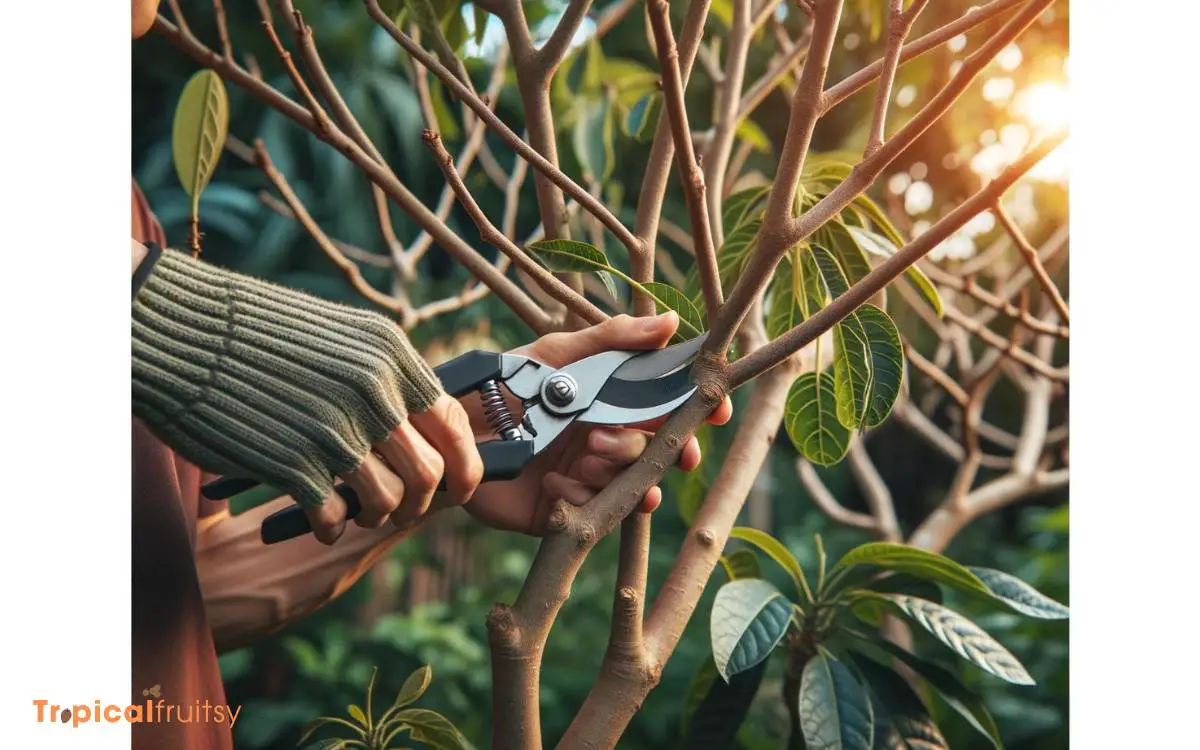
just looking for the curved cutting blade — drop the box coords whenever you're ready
[579,365,698,425]
[609,333,709,381]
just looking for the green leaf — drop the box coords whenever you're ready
[843,222,944,317]
[851,637,1004,749]
[786,371,852,467]
[394,665,433,709]
[573,96,615,183]
[581,38,604,94]
[710,579,792,681]
[720,549,762,581]
[811,243,851,298]
[624,93,662,142]
[681,656,769,749]
[850,656,947,750]
[766,248,826,340]
[640,281,707,340]
[722,185,770,235]
[717,216,762,294]
[966,567,1070,620]
[832,307,872,429]
[736,119,771,153]
[472,4,488,46]
[799,649,875,750]
[347,704,368,728]
[527,238,619,299]
[871,595,1035,686]
[729,526,812,601]
[394,708,471,750]
[831,543,991,600]
[172,69,229,216]
[855,305,904,427]
[603,58,661,108]
[821,222,873,285]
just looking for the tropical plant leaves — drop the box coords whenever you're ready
[394,665,433,709]
[641,281,706,340]
[854,305,904,426]
[966,567,1070,620]
[717,216,762,294]
[799,650,875,750]
[680,656,769,749]
[843,223,944,317]
[786,371,852,467]
[851,656,947,750]
[766,248,826,340]
[173,68,229,253]
[722,185,771,234]
[391,708,471,750]
[832,543,992,598]
[853,637,1005,749]
[710,579,792,681]
[870,595,1035,686]
[729,526,812,601]
[832,307,873,429]
[736,119,771,152]
[527,238,619,300]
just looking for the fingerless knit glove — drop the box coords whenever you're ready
[132,249,443,509]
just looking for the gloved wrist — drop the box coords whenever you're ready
[131,249,444,508]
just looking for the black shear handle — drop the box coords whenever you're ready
[259,439,533,544]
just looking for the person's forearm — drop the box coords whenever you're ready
[131,238,148,275]
[195,497,426,653]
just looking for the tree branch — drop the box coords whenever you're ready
[864,0,930,156]
[994,202,1071,323]
[797,458,877,532]
[727,131,1064,387]
[705,0,753,246]
[648,0,723,318]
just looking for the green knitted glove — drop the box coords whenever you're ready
[132,249,444,509]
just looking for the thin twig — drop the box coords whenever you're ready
[994,201,1071,323]
[797,458,877,532]
[212,0,233,60]
[648,0,723,318]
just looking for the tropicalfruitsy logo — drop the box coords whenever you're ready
[32,685,241,729]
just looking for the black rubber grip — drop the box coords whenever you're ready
[260,440,535,544]
[434,350,504,397]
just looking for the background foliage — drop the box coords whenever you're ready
[133,1,1068,747]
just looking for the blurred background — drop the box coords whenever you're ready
[133,1,1068,747]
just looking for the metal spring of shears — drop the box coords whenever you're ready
[479,379,522,440]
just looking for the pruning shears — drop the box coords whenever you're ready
[200,334,710,544]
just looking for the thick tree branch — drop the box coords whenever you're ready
[648,0,723,318]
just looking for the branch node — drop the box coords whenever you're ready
[695,528,716,547]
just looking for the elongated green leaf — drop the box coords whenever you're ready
[786,371,852,467]
[573,96,615,183]
[722,185,771,234]
[799,650,875,750]
[640,281,706,340]
[347,704,367,728]
[966,567,1070,620]
[844,222,944,317]
[173,69,229,215]
[429,80,462,140]
[297,715,367,746]
[855,305,904,426]
[831,543,991,599]
[603,57,661,108]
[811,244,851,297]
[721,548,762,582]
[680,656,769,749]
[394,665,432,709]
[877,595,1035,685]
[821,222,873,285]
[833,308,872,429]
[710,579,792,681]
[850,637,1004,749]
[766,249,826,340]
[850,656,948,750]
[527,238,619,299]
[736,119,771,152]
[624,93,662,142]
[472,4,488,45]
[729,526,812,601]
[395,708,471,750]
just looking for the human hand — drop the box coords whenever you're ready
[462,313,732,535]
